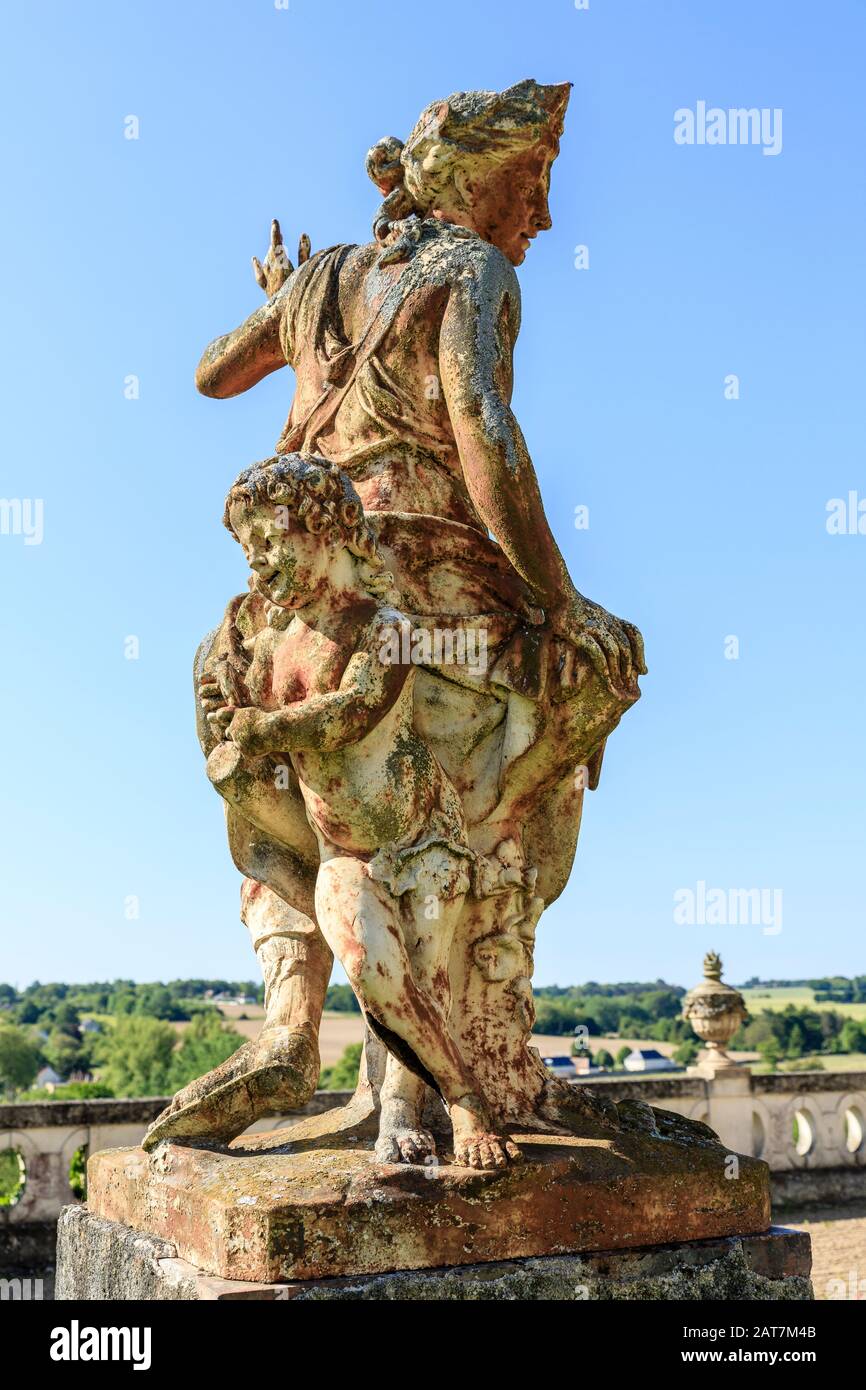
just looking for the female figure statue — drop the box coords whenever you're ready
[145,80,644,1164]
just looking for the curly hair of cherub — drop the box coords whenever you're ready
[223,454,393,596]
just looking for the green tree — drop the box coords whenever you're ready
[0,1149,25,1205]
[169,1012,243,1088]
[839,1018,866,1054]
[51,1002,82,1035]
[69,1145,88,1201]
[136,984,189,1022]
[319,1042,362,1091]
[0,1024,40,1097]
[615,1045,632,1068]
[758,1037,782,1071]
[94,1016,176,1097]
[673,1038,699,1066]
[324,984,361,1013]
[45,1028,86,1080]
[594,1048,614,1070]
[786,1023,805,1059]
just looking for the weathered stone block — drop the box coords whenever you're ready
[86,1118,772,1283]
[56,1206,812,1301]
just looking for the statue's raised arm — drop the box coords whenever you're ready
[195,219,307,399]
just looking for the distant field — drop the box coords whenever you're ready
[100,993,866,1074]
[212,1009,691,1067]
[214,1011,698,1068]
[783,1051,866,1073]
[740,987,866,1021]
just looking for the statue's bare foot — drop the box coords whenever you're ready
[142,1026,319,1151]
[450,1098,523,1170]
[375,1095,437,1164]
[375,1127,437,1165]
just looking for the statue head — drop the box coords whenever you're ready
[366,78,571,266]
[223,454,389,609]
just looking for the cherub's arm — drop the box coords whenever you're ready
[225,624,409,757]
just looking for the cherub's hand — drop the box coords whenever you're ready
[225,707,276,756]
[549,593,646,696]
[206,704,236,740]
[251,220,311,298]
[199,674,226,718]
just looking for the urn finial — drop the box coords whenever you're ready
[682,953,748,1072]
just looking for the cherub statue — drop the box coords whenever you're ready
[202,453,522,1169]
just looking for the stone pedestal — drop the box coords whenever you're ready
[74,1102,779,1285]
[56,1207,812,1301]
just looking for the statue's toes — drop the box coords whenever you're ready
[374,1134,402,1164]
[396,1129,436,1164]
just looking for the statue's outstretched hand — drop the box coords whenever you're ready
[550,593,646,696]
[251,219,311,298]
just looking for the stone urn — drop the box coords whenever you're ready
[682,952,748,1071]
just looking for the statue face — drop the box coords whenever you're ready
[438,147,555,265]
[229,501,333,610]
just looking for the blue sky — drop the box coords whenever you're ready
[1,0,863,990]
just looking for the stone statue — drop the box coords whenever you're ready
[144,79,648,1166]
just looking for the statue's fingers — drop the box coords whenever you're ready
[559,643,576,686]
[614,623,634,685]
[252,256,266,290]
[595,628,624,687]
[573,634,609,684]
[625,622,647,675]
[298,233,311,264]
[270,217,283,249]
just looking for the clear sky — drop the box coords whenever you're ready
[1,0,864,991]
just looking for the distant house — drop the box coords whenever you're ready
[571,1053,600,1075]
[80,1019,102,1034]
[35,1065,62,1089]
[623,1048,678,1074]
[542,1055,579,1081]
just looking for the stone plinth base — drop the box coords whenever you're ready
[56,1207,812,1301]
[85,1111,772,1282]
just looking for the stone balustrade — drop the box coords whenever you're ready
[2,1069,864,1271]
